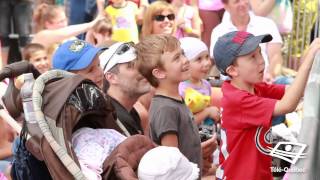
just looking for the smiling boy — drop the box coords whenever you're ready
[135,34,203,178]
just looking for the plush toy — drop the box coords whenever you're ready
[184,88,211,113]
[185,88,216,142]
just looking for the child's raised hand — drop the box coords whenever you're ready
[205,106,220,122]
[89,14,106,28]
[306,38,320,58]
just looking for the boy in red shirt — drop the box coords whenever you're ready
[213,31,320,179]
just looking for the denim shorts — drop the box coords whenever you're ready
[0,160,10,172]
[0,0,32,47]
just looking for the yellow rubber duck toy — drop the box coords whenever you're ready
[184,88,211,113]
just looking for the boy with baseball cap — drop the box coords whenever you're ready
[213,31,320,179]
[52,39,104,88]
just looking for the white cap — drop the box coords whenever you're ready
[138,146,200,180]
[99,42,137,74]
[179,37,208,61]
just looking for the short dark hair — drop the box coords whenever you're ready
[93,17,113,36]
[221,0,228,4]
[23,43,46,61]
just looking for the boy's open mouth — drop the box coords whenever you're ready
[181,66,190,72]
[201,68,210,73]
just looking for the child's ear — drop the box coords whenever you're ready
[226,65,238,77]
[152,68,166,79]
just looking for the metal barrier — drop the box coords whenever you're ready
[289,52,320,179]
[285,0,319,70]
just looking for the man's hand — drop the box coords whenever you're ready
[201,134,217,156]
[201,135,218,175]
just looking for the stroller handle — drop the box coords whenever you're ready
[32,70,87,180]
[0,61,40,81]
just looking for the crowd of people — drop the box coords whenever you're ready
[0,0,318,179]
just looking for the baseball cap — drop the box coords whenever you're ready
[179,37,208,60]
[213,31,272,75]
[52,39,101,71]
[99,42,136,74]
[138,146,200,180]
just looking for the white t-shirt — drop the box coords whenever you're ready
[210,11,282,70]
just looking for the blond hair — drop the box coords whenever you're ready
[141,1,176,38]
[33,4,65,32]
[92,17,113,35]
[135,34,180,87]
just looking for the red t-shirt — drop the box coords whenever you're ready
[216,81,285,180]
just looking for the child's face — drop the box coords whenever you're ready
[189,50,212,81]
[46,11,68,30]
[231,47,265,84]
[152,9,175,35]
[29,50,50,74]
[71,57,104,89]
[160,47,190,83]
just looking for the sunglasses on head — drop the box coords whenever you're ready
[103,42,134,72]
[153,14,175,21]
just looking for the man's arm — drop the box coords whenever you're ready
[273,38,320,116]
[201,135,217,175]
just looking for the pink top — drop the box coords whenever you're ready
[198,0,224,11]
[175,5,195,39]
[0,172,7,180]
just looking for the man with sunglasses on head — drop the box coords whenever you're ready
[100,42,151,136]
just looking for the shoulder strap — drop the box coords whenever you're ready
[116,118,131,137]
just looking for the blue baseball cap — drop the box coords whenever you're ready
[52,40,101,71]
[213,31,272,75]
